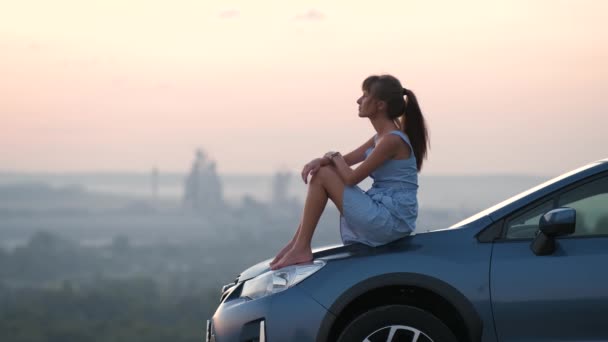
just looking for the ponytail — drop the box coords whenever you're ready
[401,89,429,171]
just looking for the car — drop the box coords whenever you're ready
[207,158,608,342]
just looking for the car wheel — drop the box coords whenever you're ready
[336,305,458,342]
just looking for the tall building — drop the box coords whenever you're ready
[183,149,224,213]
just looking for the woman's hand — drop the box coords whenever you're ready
[301,158,324,184]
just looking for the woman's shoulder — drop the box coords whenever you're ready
[388,130,412,144]
[376,132,405,148]
[377,131,413,158]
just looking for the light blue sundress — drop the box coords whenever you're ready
[340,130,418,246]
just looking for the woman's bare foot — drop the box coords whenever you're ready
[270,245,313,270]
[270,240,294,267]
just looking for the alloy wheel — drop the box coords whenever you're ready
[363,324,433,342]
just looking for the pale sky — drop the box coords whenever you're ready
[1,0,607,175]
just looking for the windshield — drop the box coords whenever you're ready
[448,162,601,228]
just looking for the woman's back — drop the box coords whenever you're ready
[366,130,418,191]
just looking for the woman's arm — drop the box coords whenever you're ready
[301,136,375,184]
[341,136,375,166]
[330,135,402,186]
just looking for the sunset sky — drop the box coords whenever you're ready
[1,0,606,175]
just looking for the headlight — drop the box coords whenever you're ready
[240,260,325,300]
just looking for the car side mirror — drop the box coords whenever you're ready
[531,208,576,256]
[539,208,576,236]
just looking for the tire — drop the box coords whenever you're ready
[336,305,458,342]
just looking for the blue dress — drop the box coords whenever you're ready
[340,130,418,246]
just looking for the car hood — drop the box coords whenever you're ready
[237,232,431,282]
[235,215,492,283]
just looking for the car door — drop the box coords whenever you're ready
[490,173,608,341]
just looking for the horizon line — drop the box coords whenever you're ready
[0,169,553,178]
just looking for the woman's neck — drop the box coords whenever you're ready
[370,116,400,136]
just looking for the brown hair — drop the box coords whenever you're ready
[362,74,430,171]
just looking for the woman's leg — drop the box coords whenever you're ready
[270,166,345,270]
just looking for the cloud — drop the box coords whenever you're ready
[218,9,239,19]
[294,9,325,21]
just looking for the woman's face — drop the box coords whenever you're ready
[357,90,378,118]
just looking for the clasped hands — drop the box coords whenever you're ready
[301,151,341,184]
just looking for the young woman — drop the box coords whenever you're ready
[270,74,429,270]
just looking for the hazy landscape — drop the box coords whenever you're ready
[0,160,548,341]
[0,170,547,249]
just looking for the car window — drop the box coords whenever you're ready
[505,201,554,239]
[558,176,608,236]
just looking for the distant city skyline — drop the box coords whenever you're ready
[1,0,607,175]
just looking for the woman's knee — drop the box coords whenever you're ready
[311,165,337,184]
